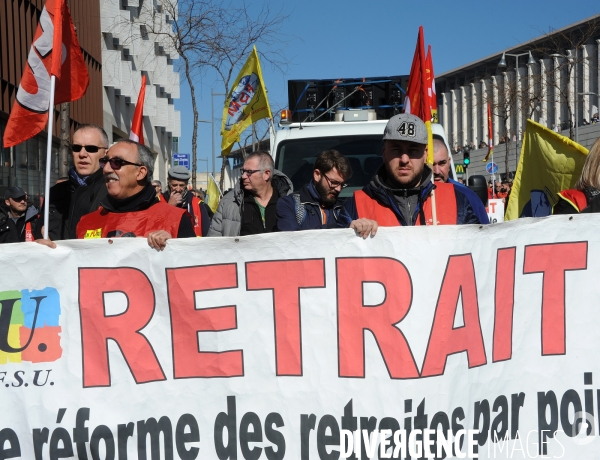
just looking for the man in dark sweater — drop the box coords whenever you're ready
[276,150,353,231]
[35,124,109,240]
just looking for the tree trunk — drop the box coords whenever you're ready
[183,55,199,189]
[59,103,70,178]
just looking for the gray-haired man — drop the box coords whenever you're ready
[75,140,195,250]
[208,151,293,236]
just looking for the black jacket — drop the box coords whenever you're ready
[0,204,39,244]
[34,168,107,240]
[276,181,346,231]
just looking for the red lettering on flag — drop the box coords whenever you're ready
[246,259,325,376]
[493,247,517,362]
[166,264,243,378]
[523,242,587,355]
[79,268,165,387]
[337,257,419,379]
[422,254,486,377]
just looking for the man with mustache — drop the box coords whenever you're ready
[75,140,195,250]
[276,150,353,231]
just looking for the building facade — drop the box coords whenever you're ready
[0,0,103,197]
[436,15,600,178]
[101,0,181,183]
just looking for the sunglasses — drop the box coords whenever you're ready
[11,196,28,202]
[72,144,107,153]
[99,156,143,170]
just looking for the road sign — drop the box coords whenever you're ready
[173,153,190,170]
[486,162,498,174]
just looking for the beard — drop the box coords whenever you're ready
[315,179,338,206]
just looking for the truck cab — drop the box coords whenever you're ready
[271,115,387,198]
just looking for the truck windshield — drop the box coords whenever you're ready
[274,135,384,197]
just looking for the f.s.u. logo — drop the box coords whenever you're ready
[16,7,67,113]
[0,288,62,364]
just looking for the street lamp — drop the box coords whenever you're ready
[211,90,227,178]
[498,51,535,176]
[197,157,209,188]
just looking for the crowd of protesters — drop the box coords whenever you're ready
[2,114,599,248]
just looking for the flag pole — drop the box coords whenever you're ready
[43,75,57,240]
[425,120,437,226]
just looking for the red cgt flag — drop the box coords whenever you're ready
[404,26,430,122]
[425,45,438,123]
[3,0,89,148]
[404,26,434,164]
[129,75,146,145]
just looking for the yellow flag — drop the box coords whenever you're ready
[220,46,272,156]
[207,174,221,213]
[505,119,588,220]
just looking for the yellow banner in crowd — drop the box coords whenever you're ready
[505,119,588,220]
[220,46,272,156]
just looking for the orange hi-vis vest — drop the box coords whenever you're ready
[556,189,587,213]
[354,182,458,226]
[190,197,203,237]
[76,200,187,239]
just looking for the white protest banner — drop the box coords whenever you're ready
[1,214,599,459]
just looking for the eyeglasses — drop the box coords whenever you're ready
[323,174,348,189]
[241,169,262,177]
[72,144,107,153]
[99,156,143,170]
[11,196,27,202]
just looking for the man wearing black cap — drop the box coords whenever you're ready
[0,186,39,243]
[340,113,483,237]
[164,165,211,236]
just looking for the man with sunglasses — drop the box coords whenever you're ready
[208,151,292,237]
[34,124,109,240]
[76,140,195,250]
[340,113,482,237]
[276,150,353,231]
[0,186,39,243]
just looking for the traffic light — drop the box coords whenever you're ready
[463,150,471,168]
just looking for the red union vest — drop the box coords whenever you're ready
[556,189,587,213]
[354,182,458,226]
[190,197,203,237]
[76,200,187,239]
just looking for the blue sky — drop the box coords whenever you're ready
[174,1,600,176]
